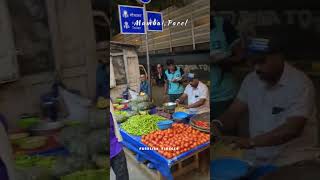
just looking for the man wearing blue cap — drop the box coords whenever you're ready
[175,73,210,113]
[213,32,316,165]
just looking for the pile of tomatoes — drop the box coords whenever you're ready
[141,123,210,159]
[194,120,209,129]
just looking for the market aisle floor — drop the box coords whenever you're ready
[110,154,151,180]
[110,152,209,180]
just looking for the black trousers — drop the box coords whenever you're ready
[111,150,129,180]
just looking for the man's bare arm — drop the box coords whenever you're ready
[188,99,206,108]
[176,93,188,103]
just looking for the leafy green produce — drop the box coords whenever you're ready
[131,102,152,112]
[121,115,165,136]
[60,169,109,180]
[18,117,40,129]
[114,111,128,116]
[15,155,57,169]
[131,95,149,103]
[137,102,152,110]
[114,110,138,123]
[114,111,128,123]
[18,136,48,150]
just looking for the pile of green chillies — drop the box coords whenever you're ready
[121,115,165,136]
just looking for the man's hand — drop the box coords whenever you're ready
[180,104,188,109]
[171,79,178,83]
[221,136,254,149]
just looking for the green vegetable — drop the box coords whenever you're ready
[115,98,123,103]
[15,155,57,169]
[60,169,109,180]
[18,117,40,129]
[121,115,165,136]
[114,111,128,116]
[114,110,138,123]
[18,136,48,150]
[114,111,128,123]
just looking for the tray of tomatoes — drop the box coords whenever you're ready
[189,113,210,133]
[141,123,209,159]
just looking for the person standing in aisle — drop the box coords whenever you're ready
[110,105,129,180]
[210,15,245,119]
[155,64,165,87]
[164,59,185,102]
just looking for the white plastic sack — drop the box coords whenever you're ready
[129,89,138,100]
[59,87,91,122]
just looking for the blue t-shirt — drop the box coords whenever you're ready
[140,80,150,96]
[164,67,184,95]
[210,17,239,102]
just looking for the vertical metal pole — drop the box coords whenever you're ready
[143,4,152,99]
[191,8,196,50]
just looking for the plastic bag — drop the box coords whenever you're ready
[129,89,138,100]
[59,87,91,122]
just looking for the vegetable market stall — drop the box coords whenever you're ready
[118,115,210,180]
[9,107,108,180]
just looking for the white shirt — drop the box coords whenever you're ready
[237,62,316,165]
[184,81,210,113]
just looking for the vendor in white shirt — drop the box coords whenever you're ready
[213,34,316,166]
[175,73,210,113]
